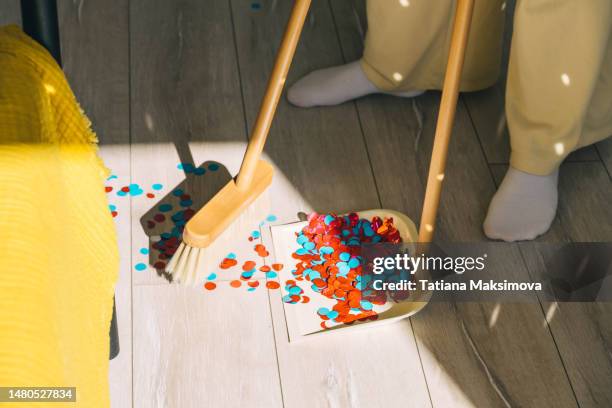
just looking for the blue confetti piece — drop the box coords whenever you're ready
[134,263,147,271]
[326,310,339,319]
[172,189,184,197]
[207,273,217,280]
[109,204,117,211]
[348,257,360,269]
[159,203,173,212]
[152,183,163,191]
[178,163,195,173]
[295,248,308,255]
[303,241,315,251]
[180,199,193,207]
[248,287,256,292]
[107,174,118,181]
[339,252,350,262]
[160,232,171,240]
[251,230,261,239]
[324,214,335,225]
[288,285,301,294]
[227,252,237,259]
[207,163,220,171]
[266,271,278,279]
[319,246,334,255]
[337,262,350,276]
[296,234,308,245]
[117,190,127,197]
[308,270,321,280]
[318,307,330,315]
[360,300,373,310]
[266,214,277,222]
[139,248,149,255]
[193,168,206,176]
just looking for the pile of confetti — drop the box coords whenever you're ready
[290,212,402,328]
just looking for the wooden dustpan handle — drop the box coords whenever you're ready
[417,0,474,243]
[236,0,312,190]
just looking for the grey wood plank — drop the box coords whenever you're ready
[56,1,132,407]
[0,0,20,25]
[129,0,248,288]
[331,1,580,406]
[129,1,284,406]
[231,1,432,407]
[133,284,283,408]
[596,137,612,178]
[491,161,612,406]
[232,0,380,214]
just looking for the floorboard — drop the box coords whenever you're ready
[133,284,282,408]
[231,1,432,406]
[331,1,580,406]
[129,1,283,407]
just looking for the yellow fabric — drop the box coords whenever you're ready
[0,25,118,408]
[361,0,612,175]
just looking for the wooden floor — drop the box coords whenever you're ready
[2,1,612,407]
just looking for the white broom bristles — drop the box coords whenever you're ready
[166,242,203,286]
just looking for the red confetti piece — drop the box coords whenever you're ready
[259,265,271,272]
[289,212,403,326]
[146,193,155,198]
[121,186,130,193]
[254,244,269,257]
[153,214,165,222]
[248,281,260,288]
[266,281,280,290]
[204,282,216,291]
[105,186,113,193]
[111,211,118,218]
[242,260,256,271]
[153,261,166,269]
[271,263,283,271]
[220,258,237,269]
[230,280,242,288]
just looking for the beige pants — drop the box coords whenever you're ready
[362,0,612,175]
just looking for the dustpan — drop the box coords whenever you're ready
[270,0,475,340]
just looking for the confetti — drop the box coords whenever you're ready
[230,280,242,288]
[254,244,269,257]
[287,212,402,326]
[134,263,147,271]
[204,282,216,291]
[266,281,280,290]
[139,248,149,255]
[152,183,163,191]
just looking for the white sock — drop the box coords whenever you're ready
[483,167,559,242]
[287,61,424,107]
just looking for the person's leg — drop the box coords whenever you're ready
[484,0,612,242]
[287,0,505,107]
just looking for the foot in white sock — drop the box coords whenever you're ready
[483,167,559,242]
[287,61,423,107]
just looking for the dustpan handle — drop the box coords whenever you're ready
[236,0,312,190]
[417,0,474,243]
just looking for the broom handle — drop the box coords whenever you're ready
[236,0,311,190]
[417,0,474,243]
